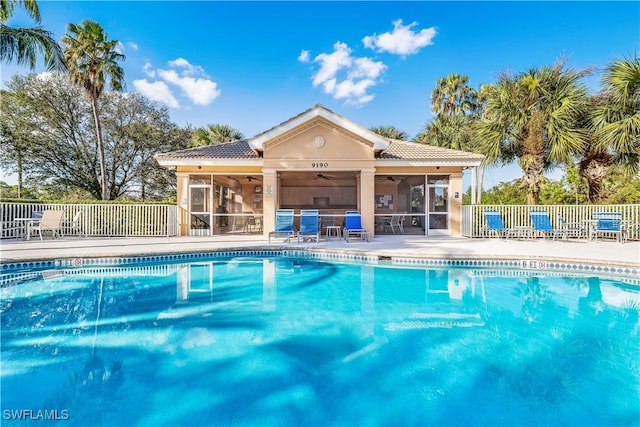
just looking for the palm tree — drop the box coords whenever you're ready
[592,56,640,175]
[430,72,479,117]
[479,60,589,204]
[415,115,482,151]
[369,125,408,140]
[189,124,244,147]
[1,0,65,70]
[62,20,125,200]
[576,94,613,203]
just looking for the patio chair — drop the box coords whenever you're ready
[529,209,563,240]
[483,209,518,239]
[63,211,85,237]
[246,215,262,233]
[297,209,320,243]
[382,213,406,234]
[343,210,370,242]
[556,213,585,240]
[268,209,295,243]
[36,210,65,240]
[590,212,627,242]
[230,212,249,233]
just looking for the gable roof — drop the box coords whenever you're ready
[155,105,485,167]
[249,104,390,151]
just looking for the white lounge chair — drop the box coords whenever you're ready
[36,210,65,240]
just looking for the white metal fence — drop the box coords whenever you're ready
[3,202,638,241]
[1,202,178,238]
[461,204,640,241]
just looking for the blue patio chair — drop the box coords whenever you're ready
[343,210,370,242]
[591,212,627,242]
[268,209,295,243]
[483,209,517,239]
[529,209,563,240]
[298,209,320,243]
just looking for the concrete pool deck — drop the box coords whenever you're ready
[1,234,638,270]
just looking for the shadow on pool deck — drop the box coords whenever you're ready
[1,234,638,269]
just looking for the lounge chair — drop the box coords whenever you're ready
[268,209,295,243]
[483,209,518,239]
[297,209,320,243]
[343,210,370,242]
[529,209,564,239]
[36,210,65,240]
[590,212,627,242]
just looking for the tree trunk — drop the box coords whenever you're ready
[579,152,611,203]
[16,153,23,199]
[521,112,545,205]
[90,96,108,200]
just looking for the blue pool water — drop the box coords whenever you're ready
[1,255,639,426]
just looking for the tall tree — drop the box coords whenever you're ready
[430,72,478,117]
[62,20,125,200]
[2,73,189,200]
[478,60,589,204]
[189,124,244,147]
[591,56,640,175]
[0,88,31,197]
[369,125,408,140]
[576,94,613,203]
[414,115,481,152]
[0,0,64,70]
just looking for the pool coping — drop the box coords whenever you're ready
[2,246,639,287]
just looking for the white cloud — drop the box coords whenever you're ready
[133,79,179,108]
[168,57,205,76]
[298,49,310,63]
[363,19,436,56]
[115,41,139,54]
[157,69,220,105]
[135,58,221,108]
[143,62,155,78]
[309,41,386,105]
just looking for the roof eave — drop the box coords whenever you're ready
[155,158,263,167]
[375,159,484,167]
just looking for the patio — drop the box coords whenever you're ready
[1,234,638,270]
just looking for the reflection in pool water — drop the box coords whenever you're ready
[1,256,639,426]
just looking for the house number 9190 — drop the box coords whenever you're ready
[312,163,329,168]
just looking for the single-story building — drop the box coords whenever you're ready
[155,104,484,238]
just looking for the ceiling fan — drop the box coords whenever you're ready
[247,176,261,182]
[314,173,331,180]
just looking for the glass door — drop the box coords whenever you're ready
[410,180,425,235]
[427,176,450,235]
[189,176,212,236]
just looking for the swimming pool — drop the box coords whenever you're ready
[2,254,639,426]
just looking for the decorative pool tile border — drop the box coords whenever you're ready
[1,248,638,287]
[391,257,639,281]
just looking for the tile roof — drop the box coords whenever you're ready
[155,139,259,161]
[379,139,485,162]
[155,137,484,164]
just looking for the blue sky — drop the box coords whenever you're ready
[2,1,639,189]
